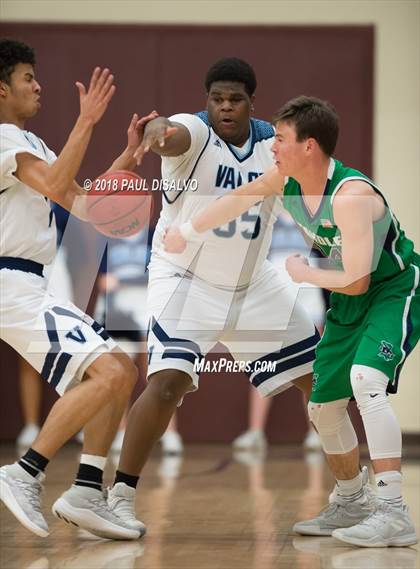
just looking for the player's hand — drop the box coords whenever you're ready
[285,254,309,283]
[134,118,178,165]
[163,225,187,253]
[76,67,116,125]
[126,110,159,153]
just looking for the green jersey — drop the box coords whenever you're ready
[282,158,415,289]
[282,158,419,402]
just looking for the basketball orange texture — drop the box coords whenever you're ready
[87,170,152,238]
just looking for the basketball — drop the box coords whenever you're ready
[87,170,152,238]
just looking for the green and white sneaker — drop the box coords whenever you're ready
[332,502,418,548]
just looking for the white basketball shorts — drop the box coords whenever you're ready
[0,262,116,396]
[146,258,320,398]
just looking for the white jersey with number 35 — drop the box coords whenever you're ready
[151,112,282,288]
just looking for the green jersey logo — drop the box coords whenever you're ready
[378,341,395,362]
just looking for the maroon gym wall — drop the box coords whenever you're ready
[0,23,373,442]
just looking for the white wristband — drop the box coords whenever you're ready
[179,220,203,242]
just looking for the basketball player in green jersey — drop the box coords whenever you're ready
[163,96,419,548]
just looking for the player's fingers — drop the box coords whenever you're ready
[134,145,149,165]
[88,67,101,91]
[98,73,114,99]
[164,126,178,139]
[136,111,159,129]
[75,81,86,98]
[102,84,116,105]
[129,113,139,129]
[92,68,110,95]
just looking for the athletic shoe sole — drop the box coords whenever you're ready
[52,496,140,540]
[332,528,418,547]
[293,522,333,536]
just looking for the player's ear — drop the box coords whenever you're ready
[305,137,317,153]
[250,94,256,112]
[0,80,10,98]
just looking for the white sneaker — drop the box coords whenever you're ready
[52,485,141,540]
[16,424,40,448]
[303,428,322,450]
[332,502,418,547]
[0,463,49,537]
[160,431,183,455]
[293,493,375,536]
[107,483,146,536]
[232,429,267,451]
[111,430,125,453]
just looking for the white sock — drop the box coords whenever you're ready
[375,470,403,508]
[80,454,107,471]
[336,471,365,502]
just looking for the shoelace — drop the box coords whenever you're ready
[15,478,43,512]
[112,496,136,519]
[359,502,395,529]
[319,502,342,518]
[88,495,132,526]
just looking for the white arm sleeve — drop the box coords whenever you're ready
[162,113,209,177]
[0,124,55,190]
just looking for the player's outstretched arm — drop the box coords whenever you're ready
[163,166,282,253]
[14,67,115,219]
[134,117,186,163]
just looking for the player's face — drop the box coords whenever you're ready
[206,81,254,146]
[271,121,307,177]
[1,63,41,120]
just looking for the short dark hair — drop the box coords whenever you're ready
[205,57,257,97]
[0,39,35,84]
[272,96,339,156]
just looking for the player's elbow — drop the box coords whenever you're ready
[344,275,371,295]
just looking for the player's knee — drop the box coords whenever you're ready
[149,370,192,404]
[350,364,388,416]
[308,398,357,454]
[88,352,137,397]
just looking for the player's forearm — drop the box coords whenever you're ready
[191,170,279,234]
[46,116,95,200]
[191,193,262,234]
[301,265,371,295]
[107,146,136,173]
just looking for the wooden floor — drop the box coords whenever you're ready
[0,443,419,569]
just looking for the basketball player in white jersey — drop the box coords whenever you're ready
[0,39,147,539]
[105,58,322,527]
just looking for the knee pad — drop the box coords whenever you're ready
[350,365,401,459]
[308,398,358,454]
[350,365,388,415]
